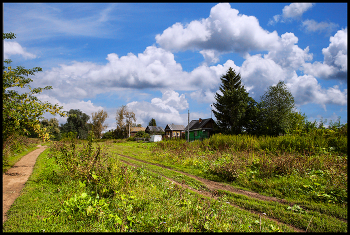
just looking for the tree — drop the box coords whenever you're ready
[60,109,90,139]
[148,118,157,126]
[40,118,61,140]
[258,81,296,136]
[212,67,256,134]
[2,33,66,142]
[115,105,136,138]
[91,109,108,139]
[135,131,150,139]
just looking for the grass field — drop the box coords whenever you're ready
[2,134,347,232]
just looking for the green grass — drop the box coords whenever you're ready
[3,135,347,232]
[3,141,297,232]
[106,140,347,232]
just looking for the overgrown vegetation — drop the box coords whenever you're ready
[151,129,347,205]
[2,134,40,172]
[4,137,301,232]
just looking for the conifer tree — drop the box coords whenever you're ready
[212,67,257,134]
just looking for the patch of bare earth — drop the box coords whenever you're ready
[2,145,47,223]
[116,154,305,232]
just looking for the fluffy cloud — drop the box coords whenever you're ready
[240,54,286,99]
[35,93,104,125]
[303,28,347,80]
[126,90,189,127]
[266,33,313,69]
[282,3,314,19]
[269,3,314,24]
[156,3,280,55]
[32,46,191,101]
[32,46,243,103]
[3,41,36,59]
[287,74,347,110]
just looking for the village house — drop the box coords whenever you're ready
[129,126,146,137]
[145,126,165,135]
[185,118,216,141]
[164,124,185,139]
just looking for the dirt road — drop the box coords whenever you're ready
[2,145,47,223]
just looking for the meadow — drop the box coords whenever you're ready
[2,129,347,232]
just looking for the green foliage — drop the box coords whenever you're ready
[40,118,61,140]
[213,67,257,134]
[60,109,90,139]
[148,118,157,126]
[135,131,150,139]
[152,131,347,205]
[102,131,115,139]
[258,81,296,136]
[3,138,347,232]
[3,33,66,142]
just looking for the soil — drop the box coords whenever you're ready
[2,145,47,223]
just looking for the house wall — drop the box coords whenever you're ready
[187,130,210,141]
[165,130,183,139]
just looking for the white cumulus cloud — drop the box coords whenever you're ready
[156,3,280,55]
[3,41,37,59]
[303,28,347,80]
[126,90,189,127]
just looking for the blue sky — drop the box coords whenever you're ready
[3,3,347,131]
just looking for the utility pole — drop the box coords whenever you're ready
[187,110,190,142]
[211,104,212,119]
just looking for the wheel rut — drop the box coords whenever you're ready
[115,153,305,233]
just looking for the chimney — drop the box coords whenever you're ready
[199,118,202,123]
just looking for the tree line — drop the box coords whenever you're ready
[212,67,347,136]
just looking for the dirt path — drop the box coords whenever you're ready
[116,154,305,233]
[2,145,47,223]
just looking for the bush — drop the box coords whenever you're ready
[135,131,150,139]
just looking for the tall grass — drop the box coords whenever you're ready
[151,132,347,205]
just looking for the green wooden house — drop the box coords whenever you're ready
[185,118,216,141]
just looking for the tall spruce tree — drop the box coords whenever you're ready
[212,67,256,134]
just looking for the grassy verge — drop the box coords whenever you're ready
[2,146,39,173]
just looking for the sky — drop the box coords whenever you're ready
[3,2,347,131]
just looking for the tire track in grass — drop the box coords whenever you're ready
[115,154,305,233]
[116,153,289,204]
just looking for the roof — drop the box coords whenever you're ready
[184,118,214,131]
[130,127,146,133]
[145,126,164,133]
[165,124,185,131]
